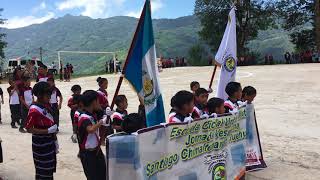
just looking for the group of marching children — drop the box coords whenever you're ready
[168,81,257,123]
[4,65,63,179]
[7,64,257,179]
[65,77,146,180]
[7,65,61,133]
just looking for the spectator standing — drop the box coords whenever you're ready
[284,52,291,64]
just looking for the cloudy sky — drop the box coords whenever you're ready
[0,0,196,29]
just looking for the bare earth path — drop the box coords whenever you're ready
[0,64,319,179]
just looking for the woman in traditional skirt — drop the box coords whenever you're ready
[25,82,58,180]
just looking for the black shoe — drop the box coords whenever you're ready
[19,128,26,133]
[71,134,77,143]
[11,125,18,129]
[0,121,2,124]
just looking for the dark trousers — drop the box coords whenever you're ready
[0,140,3,163]
[51,103,60,127]
[70,110,77,134]
[21,105,29,128]
[10,104,21,126]
[80,148,106,180]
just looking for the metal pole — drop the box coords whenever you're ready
[40,47,43,62]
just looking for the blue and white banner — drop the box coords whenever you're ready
[107,105,267,180]
[124,0,165,127]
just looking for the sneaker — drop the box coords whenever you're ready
[19,128,26,133]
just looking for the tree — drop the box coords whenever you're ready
[0,8,6,58]
[188,44,210,66]
[277,0,320,51]
[195,0,276,56]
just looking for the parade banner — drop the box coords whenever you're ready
[107,105,266,180]
[245,104,267,171]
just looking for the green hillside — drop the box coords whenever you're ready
[2,15,294,74]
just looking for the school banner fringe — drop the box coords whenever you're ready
[106,105,266,180]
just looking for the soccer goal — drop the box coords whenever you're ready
[57,50,117,75]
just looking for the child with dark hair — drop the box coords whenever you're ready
[111,95,128,132]
[96,77,109,108]
[48,78,63,128]
[121,113,145,134]
[8,79,21,128]
[190,81,200,94]
[224,82,242,113]
[96,77,112,144]
[25,82,58,180]
[77,90,106,180]
[68,85,82,143]
[242,86,257,104]
[19,76,34,133]
[168,91,194,123]
[37,64,52,82]
[192,88,209,119]
[207,98,225,116]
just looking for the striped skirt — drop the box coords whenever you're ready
[32,134,57,180]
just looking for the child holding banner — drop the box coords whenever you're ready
[168,91,194,123]
[192,88,209,119]
[121,113,145,134]
[224,82,242,113]
[111,95,128,132]
[190,81,200,94]
[207,97,225,116]
[77,90,106,180]
[242,86,257,104]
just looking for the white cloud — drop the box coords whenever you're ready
[1,12,55,29]
[126,0,164,18]
[32,2,47,14]
[126,11,141,18]
[151,0,164,12]
[56,0,164,18]
[56,0,126,18]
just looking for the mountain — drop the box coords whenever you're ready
[2,15,294,74]
[2,15,201,74]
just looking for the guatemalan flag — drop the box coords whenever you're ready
[215,7,238,100]
[124,0,166,127]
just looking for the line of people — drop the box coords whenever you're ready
[168,81,257,123]
[5,64,257,179]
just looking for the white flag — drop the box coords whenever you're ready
[215,7,237,100]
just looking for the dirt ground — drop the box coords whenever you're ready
[0,64,319,180]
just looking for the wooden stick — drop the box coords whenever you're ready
[110,2,147,110]
[209,65,218,89]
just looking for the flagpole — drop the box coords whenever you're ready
[209,65,217,89]
[110,2,148,110]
